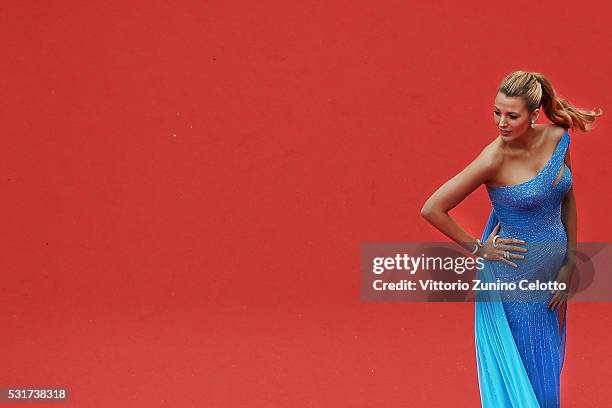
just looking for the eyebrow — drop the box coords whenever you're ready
[493,106,520,114]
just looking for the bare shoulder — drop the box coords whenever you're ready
[545,124,566,143]
[473,137,504,175]
[544,124,573,167]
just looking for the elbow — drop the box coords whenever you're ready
[420,202,437,221]
[421,200,447,222]
[420,205,431,219]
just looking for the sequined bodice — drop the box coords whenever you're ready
[486,130,572,243]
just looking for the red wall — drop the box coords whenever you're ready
[1,1,610,406]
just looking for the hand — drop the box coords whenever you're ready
[548,264,573,311]
[477,221,527,268]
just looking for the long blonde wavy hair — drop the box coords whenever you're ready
[498,71,603,132]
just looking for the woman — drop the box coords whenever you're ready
[420,71,602,407]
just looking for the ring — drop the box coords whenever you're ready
[493,235,500,248]
[504,250,510,259]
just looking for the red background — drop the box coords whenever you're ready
[1,1,610,406]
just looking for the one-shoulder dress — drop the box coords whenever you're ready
[475,129,572,408]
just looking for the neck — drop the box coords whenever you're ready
[504,127,540,151]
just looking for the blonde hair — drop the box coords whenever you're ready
[498,70,603,132]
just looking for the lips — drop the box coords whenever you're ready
[500,129,511,135]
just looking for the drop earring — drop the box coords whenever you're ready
[530,120,535,128]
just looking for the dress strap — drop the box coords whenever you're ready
[552,129,570,164]
[544,130,570,185]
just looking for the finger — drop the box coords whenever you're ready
[552,293,563,311]
[549,293,564,310]
[497,256,518,268]
[497,237,526,246]
[497,244,528,253]
[548,295,558,310]
[555,298,566,311]
[504,238,526,245]
[547,295,554,309]
[557,293,569,309]
[508,253,525,260]
[551,296,560,310]
[495,250,524,260]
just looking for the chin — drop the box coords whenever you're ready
[500,129,523,138]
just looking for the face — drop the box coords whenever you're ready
[493,92,539,140]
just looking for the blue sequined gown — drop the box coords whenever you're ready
[475,129,572,407]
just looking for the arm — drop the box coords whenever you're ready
[548,148,577,310]
[420,145,500,254]
[560,149,577,269]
